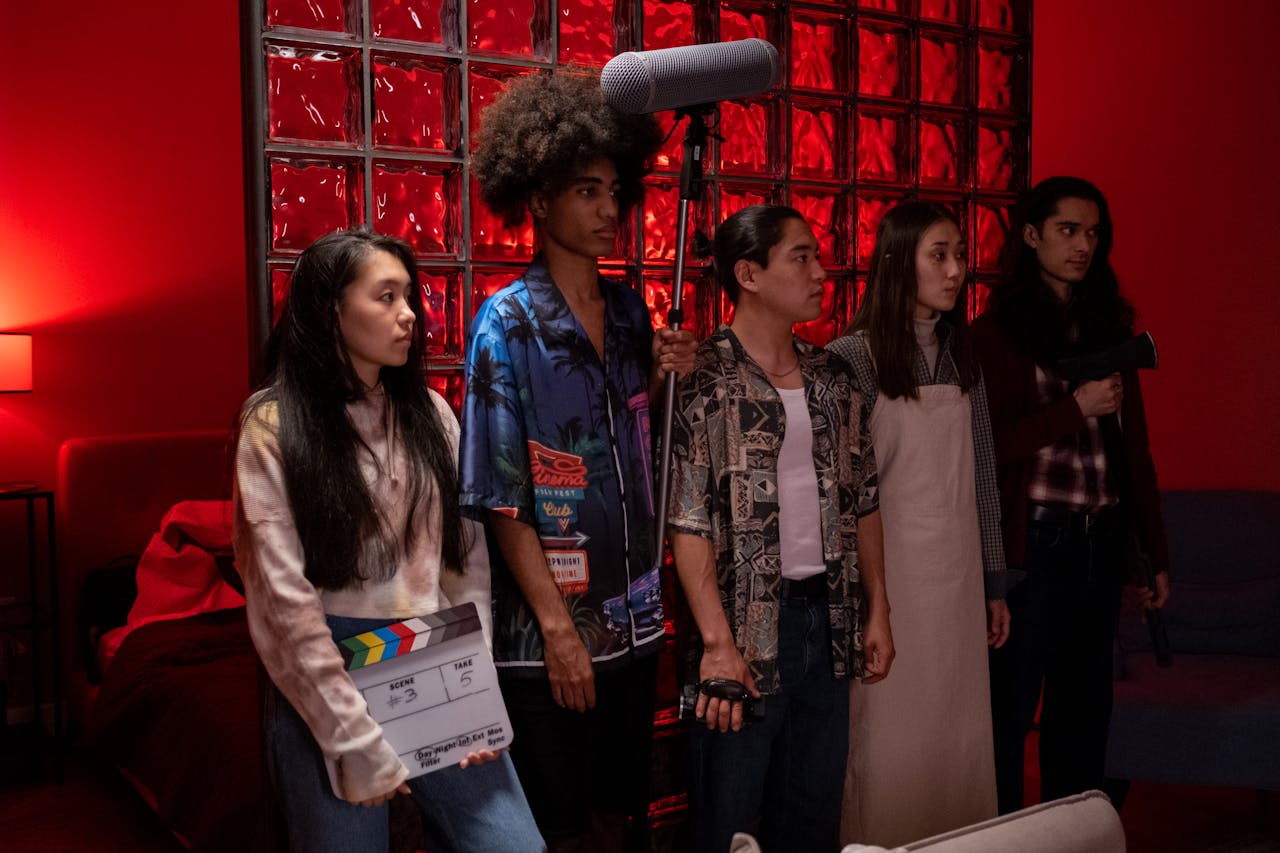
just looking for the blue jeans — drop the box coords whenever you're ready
[688,598,850,853]
[263,615,545,853]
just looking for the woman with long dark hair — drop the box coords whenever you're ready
[233,228,543,851]
[828,201,1017,845]
[974,177,1168,814]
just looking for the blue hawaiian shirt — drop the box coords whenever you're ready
[460,259,664,674]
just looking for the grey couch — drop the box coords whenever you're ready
[1106,490,1280,790]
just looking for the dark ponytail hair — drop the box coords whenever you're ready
[845,201,977,399]
[245,227,466,590]
[710,204,806,304]
[989,176,1134,364]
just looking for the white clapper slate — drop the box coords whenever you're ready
[325,601,512,796]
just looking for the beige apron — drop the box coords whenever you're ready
[841,384,998,846]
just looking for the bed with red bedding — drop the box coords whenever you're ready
[86,499,262,851]
[57,433,268,851]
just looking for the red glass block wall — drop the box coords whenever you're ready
[245,0,1030,390]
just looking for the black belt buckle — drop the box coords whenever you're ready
[779,574,827,601]
[1029,502,1114,537]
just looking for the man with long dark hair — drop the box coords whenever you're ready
[460,73,695,853]
[972,176,1170,813]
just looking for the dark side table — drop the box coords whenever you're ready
[0,487,62,782]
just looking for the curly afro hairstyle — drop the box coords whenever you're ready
[472,72,664,227]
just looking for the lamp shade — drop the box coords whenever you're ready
[0,332,33,392]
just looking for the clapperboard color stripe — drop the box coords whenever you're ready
[339,605,482,671]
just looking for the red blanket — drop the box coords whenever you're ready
[100,500,244,668]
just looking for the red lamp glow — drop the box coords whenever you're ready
[0,332,33,392]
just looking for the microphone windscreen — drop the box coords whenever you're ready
[601,38,779,114]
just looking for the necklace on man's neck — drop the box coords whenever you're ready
[758,358,800,378]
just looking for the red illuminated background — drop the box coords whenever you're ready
[2,0,1279,526]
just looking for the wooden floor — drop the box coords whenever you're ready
[0,733,1277,852]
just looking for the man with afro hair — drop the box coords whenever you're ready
[460,72,696,853]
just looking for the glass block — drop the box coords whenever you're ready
[855,109,910,183]
[418,268,464,361]
[858,23,909,100]
[853,278,868,313]
[719,182,776,222]
[857,0,903,11]
[789,186,846,266]
[919,30,965,106]
[720,1,772,42]
[469,0,548,59]
[971,278,994,319]
[791,98,846,182]
[372,54,461,153]
[974,202,1009,272]
[642,178,699,263]
[469,64,532,149]
[266,44,362,147]
[977,123,1024,191]
[559,0,616,67]
[919,114,968,187]
[979,41,1024,113]
[719,288,735,326]
[793,276,850,348]
[470,266,523,319]
[267,0,355,34]
[642,275,698,332]
[269,263,293,325]
[372,0,457,45]
[977,0,1028,33]
[426,370,465,414]
[791,11,847,94]
[471,179,536,261]
[652,111,683,174]
[373,161,460,256]
[719,98,776,177]
[269,158,364,253]
[855,193,906,267]
[644,0,695,50]
[919,195,967,231]
[920,0,963,24]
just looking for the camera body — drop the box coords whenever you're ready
[678,681,767,726]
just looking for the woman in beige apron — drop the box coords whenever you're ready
[827,202,1020,847]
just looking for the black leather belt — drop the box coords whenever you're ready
[1028,502,1116,535]
[779,573,828,601]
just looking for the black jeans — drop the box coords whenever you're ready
[989,508,1124,814]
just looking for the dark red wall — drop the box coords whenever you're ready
[0,1,248,489]
[1032,0,1280,490]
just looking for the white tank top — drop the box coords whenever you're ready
[776,386,826,580]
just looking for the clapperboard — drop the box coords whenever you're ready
[325,602,511,796]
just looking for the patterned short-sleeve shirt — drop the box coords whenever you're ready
[666,326,879,693]
[459,259,663,674]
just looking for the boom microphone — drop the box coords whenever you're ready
[601,38,779,114]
